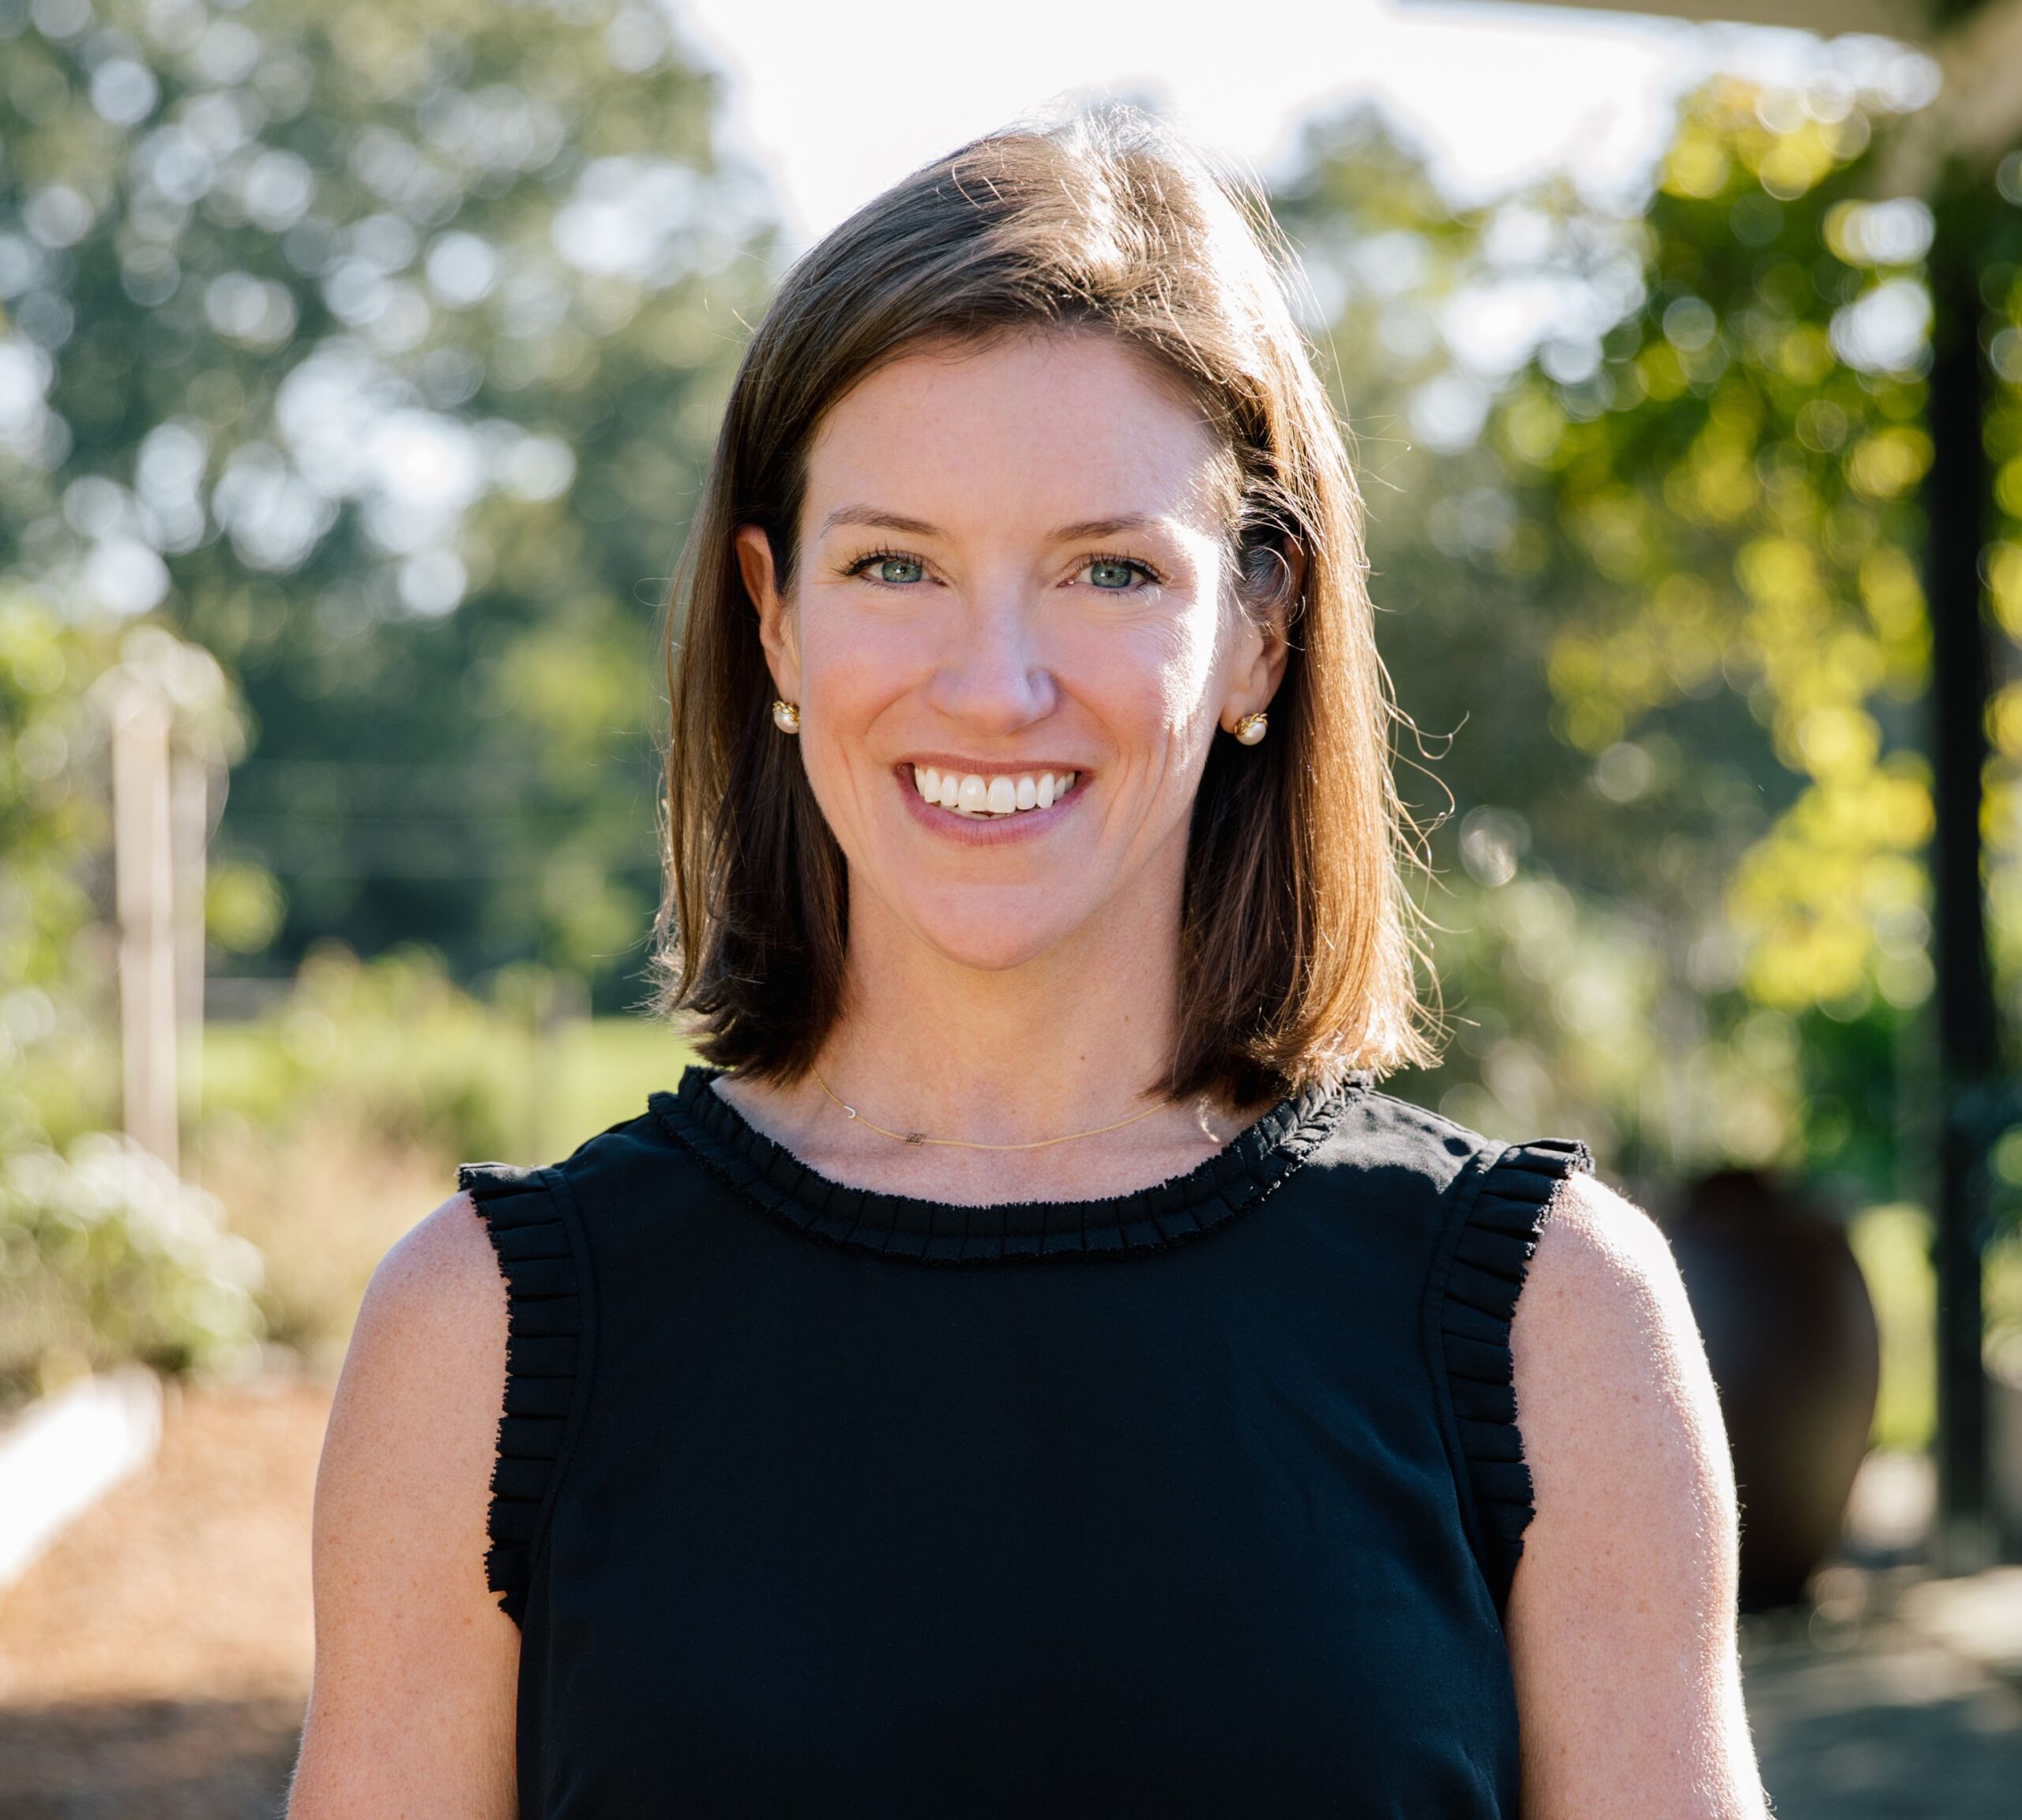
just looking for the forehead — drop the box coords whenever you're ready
[802,333,1231,535]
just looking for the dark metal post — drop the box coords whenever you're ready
[1923,196,1998,1571]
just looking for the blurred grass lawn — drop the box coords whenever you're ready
[532,1016,701,1158]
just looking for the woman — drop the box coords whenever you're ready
[289,110,1767,1817]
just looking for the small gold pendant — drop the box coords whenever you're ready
[904,1131,926,1146]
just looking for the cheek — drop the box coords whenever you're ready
[1137,543,1235,731]
[1135,599,1227,744]
[797,596,921,710]
[1171,609,1223,709]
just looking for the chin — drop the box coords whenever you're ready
[915,923,1070,974]
[888,892,1087,975]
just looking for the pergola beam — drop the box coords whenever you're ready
[1469,0,1932,39]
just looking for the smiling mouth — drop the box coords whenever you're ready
[908,764,1081,818]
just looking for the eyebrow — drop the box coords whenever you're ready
[817,506,1169,543]
[818,506,942,539]
[1049,513,1164,543]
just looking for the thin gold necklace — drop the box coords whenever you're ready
[812,1070,1167,1152]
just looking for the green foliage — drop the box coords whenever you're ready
[1539,81,1934,1026]
[0,0,775,999]
[204,851,283,950]
[0,585,115,1154]
[1273,75,1945,1196]
[0,1129,264,1401]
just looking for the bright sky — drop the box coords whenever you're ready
[671,0,1926,245]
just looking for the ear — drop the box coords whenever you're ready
[1220,537,1301,733]
[735,524,802,705]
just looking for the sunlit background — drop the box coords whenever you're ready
[5,0,2022,1811]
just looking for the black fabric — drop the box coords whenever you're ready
[460,1066,1591,1818]
[454,1160,587,1626]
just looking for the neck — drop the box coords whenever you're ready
[817,871,1185,1149]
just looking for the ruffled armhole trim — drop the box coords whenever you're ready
[1436,1137,1593,1620]
[458,1160,584,1628]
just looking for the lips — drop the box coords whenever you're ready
[910,765,1079,818]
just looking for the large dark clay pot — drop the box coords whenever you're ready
[1663,1169,1880,1610]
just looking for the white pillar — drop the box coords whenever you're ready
[171,753,209,1124]
[111,681,178,1173]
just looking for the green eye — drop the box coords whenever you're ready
[1088,558,1140,590]
[866,555,924,585]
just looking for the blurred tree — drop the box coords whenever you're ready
[0,585,119,1150]
[1973,151,2022,1265]
[0,0,775,1001]
[1274,66,1945,1201]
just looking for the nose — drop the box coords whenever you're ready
[926,579,1057,735]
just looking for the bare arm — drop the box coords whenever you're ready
[287,1192,520,1818]
[1505,1170,1768,1819]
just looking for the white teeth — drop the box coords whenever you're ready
[910,767,1082,817]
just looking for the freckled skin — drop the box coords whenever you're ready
[1508,1171,1771,1818]
[288,333,1768,1818]
[287,1198,518,1819]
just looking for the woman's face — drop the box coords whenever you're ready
[738,332,1283,978]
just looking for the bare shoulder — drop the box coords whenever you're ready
[314,1191,514,1517]
[1509,1168,1735,1600]
[361,1185,511,1347]
[1504,1169,1768,1818]
[286,1192,517,1818]
[1514,1169,1714,1424]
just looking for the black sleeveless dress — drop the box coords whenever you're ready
[460,1065,1591,1817]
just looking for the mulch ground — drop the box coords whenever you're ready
[0,1377,330,1820]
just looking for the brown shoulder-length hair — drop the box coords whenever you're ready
[652,106,1438,1107]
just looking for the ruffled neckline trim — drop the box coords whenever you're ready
[649,1064,1362,1265]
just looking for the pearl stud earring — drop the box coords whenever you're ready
[772,699,801,735]
[1232,711,1268,746]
